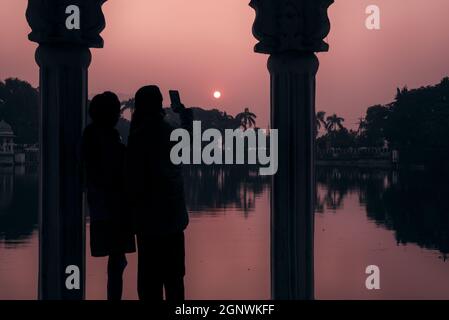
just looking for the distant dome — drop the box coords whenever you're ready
[0,120,14,136]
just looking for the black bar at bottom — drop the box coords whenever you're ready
[0,300,447,319]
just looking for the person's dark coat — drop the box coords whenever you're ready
[82,123,136,257]
[126,109,192,235]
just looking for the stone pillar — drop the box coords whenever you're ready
[26,0,106,300]
[250,0,333,299]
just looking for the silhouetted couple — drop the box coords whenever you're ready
[82,86,193,301]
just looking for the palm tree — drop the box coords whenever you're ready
[356,117,366,133]
[325,114,345,132]
[236,108,257,131]
[315,111,327,137]
[316,111,326,131]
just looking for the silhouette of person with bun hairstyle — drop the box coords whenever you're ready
[126,85,192,301]
[81,91,136,300]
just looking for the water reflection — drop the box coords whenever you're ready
[0,166,271,300]
[184,166,271,215]
[2,166,449,299]
[0,166,38,244]
[316,167,449,257]
[87,166,271,300]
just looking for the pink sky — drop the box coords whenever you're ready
[1,0,449,129]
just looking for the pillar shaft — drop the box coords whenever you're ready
[36,46,91,300]
[269,52,318,299]
[250,0,333,300]
[26,0,106,300]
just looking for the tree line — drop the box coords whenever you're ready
[316,77,449,169]
[2,76,449,169]
[0,78,258,145]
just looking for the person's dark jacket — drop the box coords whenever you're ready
[126,109,193,235]
[82,123,136,256]
[82,124,125,221]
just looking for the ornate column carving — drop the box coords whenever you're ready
[250,0,333,300]
[26,0,106,300]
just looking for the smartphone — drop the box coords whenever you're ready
[169,90,182,106]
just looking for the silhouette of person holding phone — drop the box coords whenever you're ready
[81,92,136,300]
[126,85,192,301]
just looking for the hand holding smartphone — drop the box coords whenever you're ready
[169,90,184,113]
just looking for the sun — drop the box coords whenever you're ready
[213,91,221,99]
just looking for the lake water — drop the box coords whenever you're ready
[1,166,449,300]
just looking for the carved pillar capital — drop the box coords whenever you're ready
[268,51,319,75]
[26,0,107,48]
[249,0,333,54]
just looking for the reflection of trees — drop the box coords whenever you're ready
[9,164,448,257]
[2,165,270,242]
[380,172,449,257]
[183,166,270,217]
[0,167,38,243]
[316,167,449,256]
[316,168,368,210]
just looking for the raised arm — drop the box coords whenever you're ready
[172,103,193,134]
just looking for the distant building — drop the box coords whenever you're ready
[0,120,15,166]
